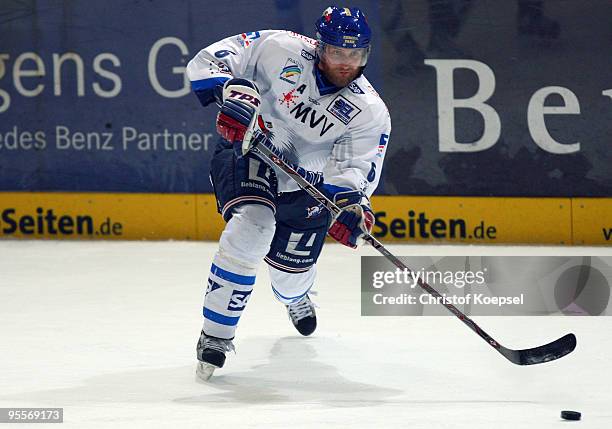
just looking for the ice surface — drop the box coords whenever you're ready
[1,240,611,428]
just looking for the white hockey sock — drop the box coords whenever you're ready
[269,264,316,305]
[202,205,275,339]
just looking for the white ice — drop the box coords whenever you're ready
[1,240,611,428]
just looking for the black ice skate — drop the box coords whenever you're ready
[196,330,235,381]
[286,294,317,336]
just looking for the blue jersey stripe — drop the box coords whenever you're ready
[191,76,229,91]
[320,183,351,199]
[191,76,229,106]
[211,263,256,285]
[203,307,240,326]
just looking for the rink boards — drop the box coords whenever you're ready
[0,192,610,245]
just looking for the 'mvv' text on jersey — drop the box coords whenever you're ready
[290,102,335,137]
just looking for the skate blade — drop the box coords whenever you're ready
[196,362,218,382]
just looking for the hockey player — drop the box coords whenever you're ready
[187,6,391,380]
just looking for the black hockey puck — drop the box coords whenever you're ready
[561,410,581,421]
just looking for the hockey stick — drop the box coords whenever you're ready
[250,133,576,365]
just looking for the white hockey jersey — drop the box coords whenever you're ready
[186,30,391,197]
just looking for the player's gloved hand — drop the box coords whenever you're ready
[215,78,261,156]
[325,187,374,249]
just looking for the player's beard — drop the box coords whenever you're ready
[318,61,360,88]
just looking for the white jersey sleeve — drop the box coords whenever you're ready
[186,31,277,106]
[323,95,391,198]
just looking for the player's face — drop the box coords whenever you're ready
[318,45,365,87]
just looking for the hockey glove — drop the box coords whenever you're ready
[326,188,374,249]
[215,78,261,156]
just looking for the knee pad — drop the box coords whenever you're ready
[218,204,276,269]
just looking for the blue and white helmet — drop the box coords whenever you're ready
[315,6,371,67]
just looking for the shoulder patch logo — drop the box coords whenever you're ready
[301,49,315,61]
[238,31,261,47]
[279,58,302,84]
[348,82,365,94]
[377,134,389,157]
[326,95,362,125]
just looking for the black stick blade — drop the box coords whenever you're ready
[499,333,577,365]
